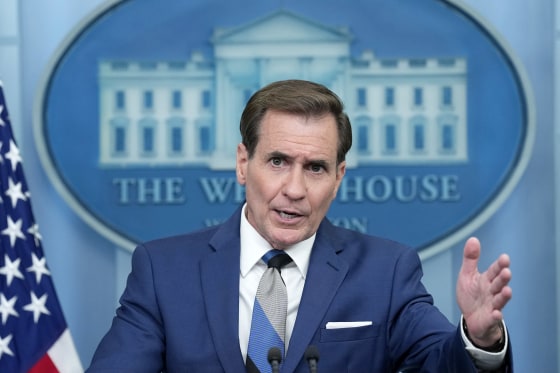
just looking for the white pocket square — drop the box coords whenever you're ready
[325,321,373,329]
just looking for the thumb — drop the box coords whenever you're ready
[461,237,481,277]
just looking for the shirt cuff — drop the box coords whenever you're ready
[460,316,508,371]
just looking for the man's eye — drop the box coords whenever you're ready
[271,158,282,166]
[310,164,324,173]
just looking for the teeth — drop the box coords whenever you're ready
[280,211,297,219]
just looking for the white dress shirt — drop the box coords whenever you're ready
[238,204,314,362]
[236,205,506,368]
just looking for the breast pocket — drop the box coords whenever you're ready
[319,324,379,343]
[315,325,385,372]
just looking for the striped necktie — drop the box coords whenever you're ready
[246,249,293,373]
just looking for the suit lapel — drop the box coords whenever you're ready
[282,222,349,373]
[200,209,246,373]
[199,212,348,373]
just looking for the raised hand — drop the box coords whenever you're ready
[456,237,512,347]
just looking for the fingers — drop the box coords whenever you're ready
[489,264,511,292]
[487,253,511,281]
[486,251,511,305]
[490,265,513,310]
[487,255,512,309]
[490,283,511,306]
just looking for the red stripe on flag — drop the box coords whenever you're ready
[29,354,59,373]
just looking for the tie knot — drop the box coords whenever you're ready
[263,250,293,270]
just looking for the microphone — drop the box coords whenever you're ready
[305,345,319,373]
[268,347,282,373]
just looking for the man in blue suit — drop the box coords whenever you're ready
[87,80,512,372]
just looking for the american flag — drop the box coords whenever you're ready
[0,82,83,372]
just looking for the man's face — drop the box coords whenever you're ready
[236,110,346,249]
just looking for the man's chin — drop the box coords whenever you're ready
[269,230,310,249]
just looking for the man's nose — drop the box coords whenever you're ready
[283,168,306,199]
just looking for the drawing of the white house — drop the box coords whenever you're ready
[98,10,467,169]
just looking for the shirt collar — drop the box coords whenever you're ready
[239,203,314,279]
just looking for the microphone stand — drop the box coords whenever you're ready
[268,347,282,373]
[305,345,319,373]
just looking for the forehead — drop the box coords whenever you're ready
[257,110,339,157]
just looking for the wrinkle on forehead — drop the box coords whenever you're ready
[258,111,338,163]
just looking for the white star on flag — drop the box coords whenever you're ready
[0,294,18,324]
[4,140,21,172]
[27,223,42,247]
[1,216,25,248]
[22,292,50,323]
[27,253,51,283]
[0,255,24,286]
[0,335,14,360]
[0,106,5,126]
[5,178,26,208]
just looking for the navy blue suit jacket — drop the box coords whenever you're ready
[87,206,512,372]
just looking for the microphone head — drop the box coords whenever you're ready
[268,347,282,363]
[304,345,320,361]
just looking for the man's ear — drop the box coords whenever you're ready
[333,160,346,198]
[236,143,248,185]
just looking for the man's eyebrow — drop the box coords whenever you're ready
[307,158,329,166]
[267,150,290,159]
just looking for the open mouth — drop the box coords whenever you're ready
[277,210,302,220]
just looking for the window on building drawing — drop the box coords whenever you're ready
[143,90,154,110]
[115,127,126,153]
[410,117,427,153]
[110,117,129,156]
[143,127,154,153]
[441,124,455,151]
[167,117,185,156]
[197,119,213,154]
[357,87,367,108]
[442,86,453,107]
[384,87,395,107]
[115,90,126,111]
[437,115,458,154]
[202,90,212,109]
[358,125,369,153]
[355,115,373,154]
[413,87,423,107]
[381,115,400,155]
[139,117,157,156]
[385,124,397,152]
[171,90,182,110]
